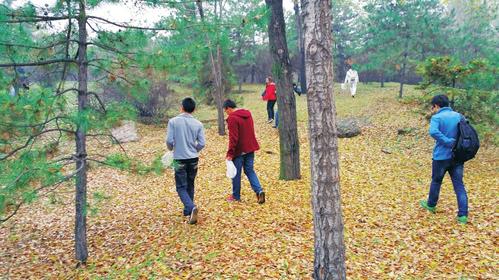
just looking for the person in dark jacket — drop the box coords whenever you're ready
[223,99,265,204]
[420,94,469,224]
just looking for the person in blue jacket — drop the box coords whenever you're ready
[420,94,469,224]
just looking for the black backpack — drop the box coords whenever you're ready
[452,115,480,163]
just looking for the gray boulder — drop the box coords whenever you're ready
[337,118,361,138]
[111,120,140,143]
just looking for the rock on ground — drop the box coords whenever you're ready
[337,118,362,138]
[111,120,140,143]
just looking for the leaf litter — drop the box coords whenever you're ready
[0,84,497,279]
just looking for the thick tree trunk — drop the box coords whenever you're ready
[265,0,300,180]
[302,0,346,278]
[75,1,88,264]
[294,0,307,93]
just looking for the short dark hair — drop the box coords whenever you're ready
[431,94,450,108]
[223,99,236,109]
[182,97,196,113]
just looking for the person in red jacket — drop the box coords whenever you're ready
[223,99,265,204]
[262,76,277,123]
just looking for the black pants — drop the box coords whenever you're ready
[267,100,276,120]
[174,158,199,216]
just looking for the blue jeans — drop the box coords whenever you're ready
[267,100,276,120]
[274,111,279,127]
[427,159,468,217]
[232,152,263,200]
[174,158,198,216]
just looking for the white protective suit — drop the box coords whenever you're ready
[343,69,359,97]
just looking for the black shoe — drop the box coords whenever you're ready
[257,191,265,204]
[188,207,198,224]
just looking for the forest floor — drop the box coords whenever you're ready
[1,83,497,279]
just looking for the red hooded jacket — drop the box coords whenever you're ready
[226,109,260,159]
[263,82,276,101]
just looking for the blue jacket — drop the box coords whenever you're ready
[429,107,461,160]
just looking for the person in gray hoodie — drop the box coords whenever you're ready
[166,97,205,224]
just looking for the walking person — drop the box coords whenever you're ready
[420,95,469,224]
[343,66,359,98]
[262,76,277,123]
[166,97,206,224]
[223,99,266,204]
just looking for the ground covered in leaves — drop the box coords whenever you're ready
[1,83,497,279]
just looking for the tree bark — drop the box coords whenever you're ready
[213,45,226,136]
[380,70,385,88]
[302,0,347,278]
[265,0,300,180]
[75,0,88,264]
[294,0,307,93]
[197,1,225,135]
[398,36,409,98]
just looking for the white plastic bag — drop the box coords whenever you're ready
[340,83,346,91]
[226,160,237,179]
[161,151,174,168]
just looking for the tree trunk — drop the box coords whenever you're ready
[197,1,225,135]
[213,45,226,136]
[380,71,385,88]
[398,36,409,98]
[75,0,88,264]
[294,0,307,93]
[251,64,256,83]
[302,0,347,278]
[265,0,300,180]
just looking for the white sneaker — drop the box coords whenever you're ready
[188,207,198,224]
[267,119,273,124]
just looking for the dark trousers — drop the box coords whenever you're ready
[174,158,198,216]
[427,159,468,217]
[267,100,276,120]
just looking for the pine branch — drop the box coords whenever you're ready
[0,40,67,50]
[0,116,71,128]
[0,128,75,161]
[0,15,71,23]
[87,63,133,84]
[0,203,22,223]
[0,165,84,224]
[88,91,107,113]
[87,16,176,31]
[88,42,137,55]
[0,59,77,68]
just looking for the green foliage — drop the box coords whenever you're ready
[0,1,161,222]
[449,0,498,63]
[418,56,498,144]
[418,56,488,88]
[358,0,452,85]
[104,153,164,175]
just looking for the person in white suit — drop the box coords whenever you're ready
[343,66,359,98]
